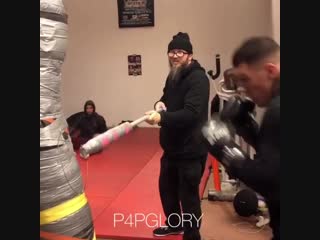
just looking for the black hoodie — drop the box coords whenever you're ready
[67,100,108,139]
[156,60,210,160]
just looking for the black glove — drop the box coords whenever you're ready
[202,115,247,170]
[220,141,247,169]
[220,95,255,121]
[220,96,259,148]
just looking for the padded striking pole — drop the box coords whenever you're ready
[80,113,160,159]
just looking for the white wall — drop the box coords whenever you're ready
[272,0,280,43]
[253,0,280,124]
[62,0,272,127]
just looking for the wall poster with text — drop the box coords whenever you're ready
[128,54,142,76]
[117,0,154,28]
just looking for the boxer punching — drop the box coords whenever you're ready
[202,36,280,240]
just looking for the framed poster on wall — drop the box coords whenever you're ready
[117,0,154,28]
[128,54,142,76]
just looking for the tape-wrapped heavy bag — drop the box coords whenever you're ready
[40,0,96,239]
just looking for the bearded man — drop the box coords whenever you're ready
[145,32,210,240]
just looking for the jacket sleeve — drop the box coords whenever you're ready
[66,112,82,127]
[229,103,280,191]
[154,79,168,109]
[235,119,260,150]
[159,71,209,128]
[97,116,108,133]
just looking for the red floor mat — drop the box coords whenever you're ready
[77,128,160,221]
[94,149,182,240]
[76,128,211,239]
[94,150,211,240]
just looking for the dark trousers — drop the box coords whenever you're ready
[159,153,207,240]
[268,201,280,240]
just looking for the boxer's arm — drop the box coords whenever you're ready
[234,97,280,190]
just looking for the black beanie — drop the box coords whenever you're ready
[168,32,193,54]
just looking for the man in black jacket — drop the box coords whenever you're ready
[145,32,210,240]
[202,36,280,239]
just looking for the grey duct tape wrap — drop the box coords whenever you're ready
[40,92,63,119]
[40,141,83,210]
[40,47,64,119]
[40,13,67,117]
[40,58,63,74]
[40,116,68,147]
[40,67,61,101]
[40,75,62,119]
[40,0,67,16]
[40,0,95,239]
[40,89,63,119]
[40,18,68,61]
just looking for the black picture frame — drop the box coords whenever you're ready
[117,0,154,28]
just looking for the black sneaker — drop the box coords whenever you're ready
[153,226,184,236]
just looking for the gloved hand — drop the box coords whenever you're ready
[154,101,167,112]
[201,114,233,147]
[145,110,161,125]
[220,96,259,147]
[220,142,247,169]
[221,95,255,124]
[202,115,247,170]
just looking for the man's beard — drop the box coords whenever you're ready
[168,61,188,84]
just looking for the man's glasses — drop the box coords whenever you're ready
[168,50,188,58]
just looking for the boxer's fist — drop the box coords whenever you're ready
[220,142,247,169]
[221,95,255,123]
[201,114,233,147]
[221,96,259,147]
[202,115,247,171]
